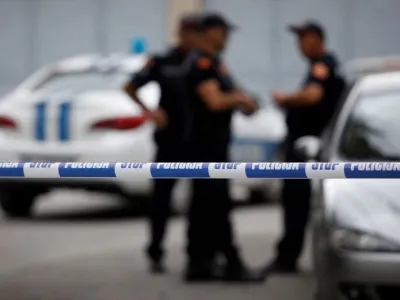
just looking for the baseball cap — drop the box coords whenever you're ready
[197,13,237,31]
[179,13,202,30]
[288,21,325,40]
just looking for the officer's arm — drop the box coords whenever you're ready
[218,62,247,96]
[197,81,243,111]
[281,62,329,106]
[283,84,324,106]
[123,57,159,112]
[193,58,242,111]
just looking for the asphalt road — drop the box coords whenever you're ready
[0,190,315,300]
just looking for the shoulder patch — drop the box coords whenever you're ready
[312,62,329,80]
[196,57,212,69]
[145,57,155,68]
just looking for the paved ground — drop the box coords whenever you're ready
[0,190,315,300]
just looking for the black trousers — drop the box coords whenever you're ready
[186,145,240,265]
[147,141,185,262]
[276,135,311,266]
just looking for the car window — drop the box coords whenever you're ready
[33,70,132,93]
[338,88,400,160]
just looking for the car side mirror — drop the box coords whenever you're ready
[294,136,322,161]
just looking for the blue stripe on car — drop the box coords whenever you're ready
[59,102,71,141]
[36,102,46,141]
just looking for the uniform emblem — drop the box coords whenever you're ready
[145,57,155,68]
[312,62,329,80]
[196,57,212,69]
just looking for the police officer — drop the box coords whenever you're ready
[123,13,201,274]
[183,13,264,282]
[263,21,346,274]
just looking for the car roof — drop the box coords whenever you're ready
[357,71,400,93]
[52,53,149,73]
[345,55,400,78]
[12,53,151,92]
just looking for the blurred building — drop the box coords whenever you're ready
[1,0,400,98]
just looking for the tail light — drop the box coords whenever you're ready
[0,116,17,129]
[91,115,147,130]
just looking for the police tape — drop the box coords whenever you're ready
[0,162,399,179]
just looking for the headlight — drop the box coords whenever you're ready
[331,229,400,251]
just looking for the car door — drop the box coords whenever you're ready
[310,81,356,272]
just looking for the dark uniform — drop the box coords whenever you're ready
[184,50,242,273]
[277,52,346,268]
[129,47,189,264]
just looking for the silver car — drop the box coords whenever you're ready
[295,65,400,300]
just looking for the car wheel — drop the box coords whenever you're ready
[0,184,42,218]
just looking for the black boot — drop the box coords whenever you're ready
[221,260,267,283]
[260,259,298,276]
[184,259,220,282]
[149,259,166,274]
[146,246,166,274]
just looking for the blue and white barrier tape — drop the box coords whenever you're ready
[0,162,400,179]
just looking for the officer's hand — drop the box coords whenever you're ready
[236,92,259,115]
[145,109,168,129]
[272,91,287,106]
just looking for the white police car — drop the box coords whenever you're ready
[294,56,400,300]
[0,52,286,218]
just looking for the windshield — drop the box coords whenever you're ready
[339,88,400,161]
[33,70,132,93]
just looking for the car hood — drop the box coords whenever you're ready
[324,179,400,243]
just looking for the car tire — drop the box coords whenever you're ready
[0,184,42,218]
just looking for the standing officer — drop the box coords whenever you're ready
[183,13,264,282]
[123,13,201,274]
[264,21,346,274]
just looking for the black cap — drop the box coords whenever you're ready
[180,13,202,30]
[288,21,325,40]
[197,13,237,31]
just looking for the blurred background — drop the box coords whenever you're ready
[1,1,400,300]
[2,0,399,97]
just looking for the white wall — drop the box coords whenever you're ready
[0,0,167,96]
[204,0,400,100]
[1,0,400,98]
